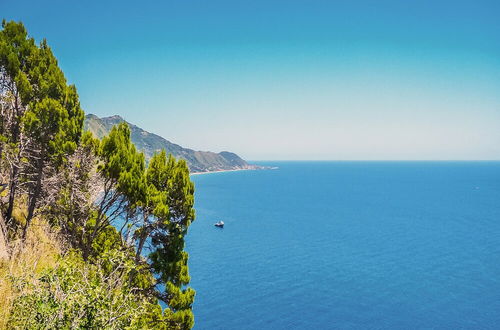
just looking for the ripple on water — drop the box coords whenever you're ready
[188,162,500,329]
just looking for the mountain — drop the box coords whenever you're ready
[84,114,260,173]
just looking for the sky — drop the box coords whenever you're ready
[1,0,500,160]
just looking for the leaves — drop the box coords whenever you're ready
[8,250,165,329]
[1,21,197,329]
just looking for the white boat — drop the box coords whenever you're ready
[214,221,224,228]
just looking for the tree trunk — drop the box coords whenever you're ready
[5,165,18,226]
[135,230,148,262]
[4,96,23,229]
[23,159,43,239]
[135,210,153,262]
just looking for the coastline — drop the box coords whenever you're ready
[190,168,260,176]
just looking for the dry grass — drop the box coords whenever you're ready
[0,218,62,328]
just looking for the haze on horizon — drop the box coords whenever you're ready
[2,0,499,160]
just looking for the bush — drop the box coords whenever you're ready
[7,250,167,329]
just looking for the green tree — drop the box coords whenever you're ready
[42,131,101,251]
[146,151,196,329]
[86,122,146,258]
[0,20,84,238]
[1,21,198,329]
[0,20,37,231]
[21,39,84,237]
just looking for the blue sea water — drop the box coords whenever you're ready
[186,162,500,329]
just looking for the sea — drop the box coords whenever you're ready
[186,161,500,329]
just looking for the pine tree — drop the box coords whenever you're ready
[21,39,84,237]
[86,122,147,257]
[146,151,196,329]
[0,21,84,238]
[0,20,38,232]
[1,21,198,329]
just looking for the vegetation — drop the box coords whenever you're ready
[0,20,196,329]
[84,114,256,172]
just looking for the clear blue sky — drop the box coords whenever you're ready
[2,0,500,160]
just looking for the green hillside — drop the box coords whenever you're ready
[84,114,259,173]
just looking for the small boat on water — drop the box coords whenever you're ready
[214,221,224,228]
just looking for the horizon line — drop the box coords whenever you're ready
[248,159,500,162]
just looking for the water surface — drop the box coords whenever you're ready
[187,161,500,329]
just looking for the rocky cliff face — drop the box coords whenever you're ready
[84,114,260,173]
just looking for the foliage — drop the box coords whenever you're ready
[0,19,85,238]
[84,114,252,173]
[0,21,197,329]
[0,219,61,328]
[137,151,196,328]
[7,250,166,329]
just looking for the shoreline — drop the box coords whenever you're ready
[190,168,260,176]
